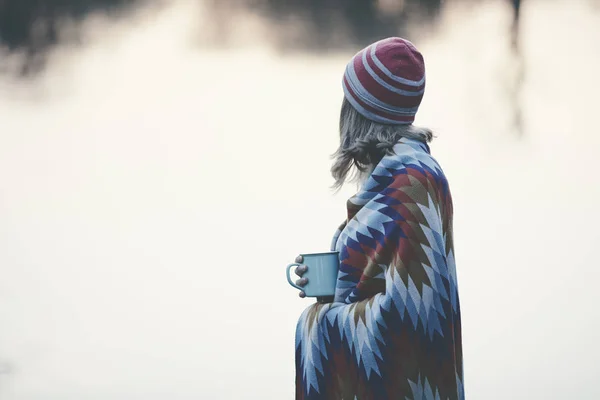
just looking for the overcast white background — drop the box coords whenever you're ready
[0,0,599,398]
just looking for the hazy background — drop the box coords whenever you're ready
[0,0,599,398]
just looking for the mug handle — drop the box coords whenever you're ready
[286,263,304,290]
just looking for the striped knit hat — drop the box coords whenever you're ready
[342,37,425,125]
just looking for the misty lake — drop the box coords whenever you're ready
[0,0,599,398]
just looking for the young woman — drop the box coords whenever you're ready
[292,37,464,400]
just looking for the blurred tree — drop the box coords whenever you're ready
[0,0,137,74]
[0,0,137,49]
[509,0,524,135]
[511,0,521,49]
[238,0,444,50]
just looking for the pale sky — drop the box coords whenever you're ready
[0,0,599,399]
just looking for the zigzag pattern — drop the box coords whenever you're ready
[295,138,463,400]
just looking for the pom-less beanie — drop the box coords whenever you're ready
[342,37,426,125]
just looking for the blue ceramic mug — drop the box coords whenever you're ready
[286,251,339,297]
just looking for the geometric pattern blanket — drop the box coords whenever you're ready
[295,138,464,399]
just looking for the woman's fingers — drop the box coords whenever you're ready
[295,265,308,277]
[294,255,307,297]
[295,277,308,287]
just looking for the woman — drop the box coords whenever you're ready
[292,37,464,400]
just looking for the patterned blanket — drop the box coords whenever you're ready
[295,138,464,400]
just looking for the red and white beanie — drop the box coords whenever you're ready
[342,37,426,125]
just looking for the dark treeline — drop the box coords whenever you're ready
[0,0,522,74]
[0,0,136,50]
[0,0,137,74]
[243,0,443,49]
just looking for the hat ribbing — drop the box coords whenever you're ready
[342,37,426,125]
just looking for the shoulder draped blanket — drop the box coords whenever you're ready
[295,138,464,400]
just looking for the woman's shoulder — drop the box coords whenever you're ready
[381,139,443,174]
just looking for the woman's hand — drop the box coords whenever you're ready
[294,255,309,298]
